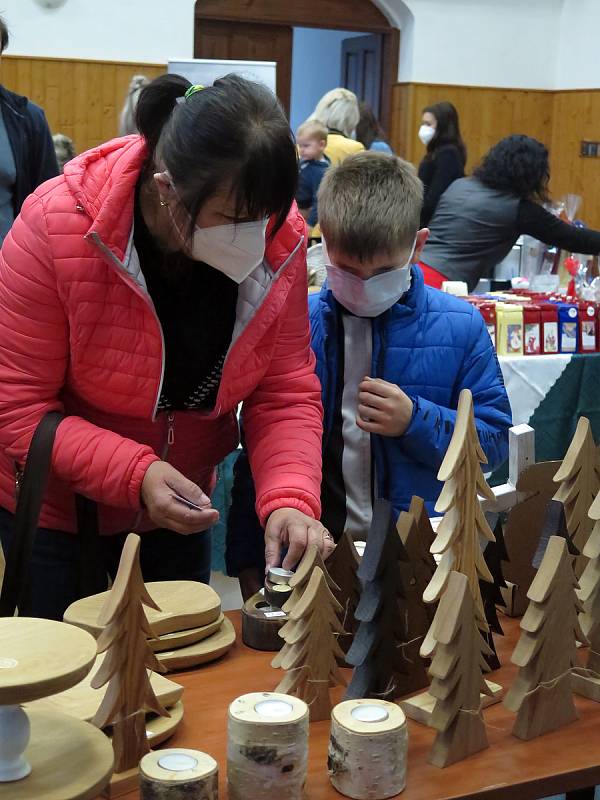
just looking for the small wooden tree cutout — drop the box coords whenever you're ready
[408,495,437,557]
[344,498,411,701]
[397,509,436,693]
[480,516,509,671]
[282,544,339,614]
[273,566,346,721]
[553,416,600,576]
[504,535,586,740]
[325,531,361,657]
[91,533,169,773]
[422,570,492,768]
[423,389,495,629]
[573,490,600,700]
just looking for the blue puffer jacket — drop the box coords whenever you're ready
[312,266,512,515]
[226,266,512,576]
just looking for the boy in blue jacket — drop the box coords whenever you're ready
[228,152,512,598]
[295,119,330,228]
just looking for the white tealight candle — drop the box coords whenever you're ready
[350,704,389,723]
[254,699,294,718]
[158,753,199,772]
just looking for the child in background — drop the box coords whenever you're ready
[227,152,512,599]
[295,119,330,229]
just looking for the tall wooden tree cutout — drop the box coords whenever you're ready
[423,389,496,629]
[504,535,586,740]
[325,531,361,657]
[282,544,339,613]
[480,516,509,671]
[396,508,436,693]
[344,498,412,701]
[92,533,169,774]
[573,490,600,700]
[553,416,600,576]
[423,570,492,768]
[273,566,346,721]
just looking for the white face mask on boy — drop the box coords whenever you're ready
[418,124,436,146]
[323,236,417,318]
[160,172,269,284]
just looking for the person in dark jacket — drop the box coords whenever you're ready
[295,119,330,228]
[420,134,600,291]
[418,101,466,228]
[227,152,512,599]
[0,17,58,244]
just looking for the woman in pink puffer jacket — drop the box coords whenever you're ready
[0,74,332,619]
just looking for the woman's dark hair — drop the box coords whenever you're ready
[356,102,388,151]
[136,73,297,235]
[0,17,9,54]
[422,101,466,167]
[474,134,550,202]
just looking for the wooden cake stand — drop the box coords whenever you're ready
[0,617,114,798]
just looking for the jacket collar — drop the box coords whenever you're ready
[63,135,304,270]
[0,85,28,116]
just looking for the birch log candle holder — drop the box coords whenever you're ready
[139,749,218,800]
[328,699,407,800]
[227,692,308,800]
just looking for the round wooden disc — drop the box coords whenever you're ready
[140,748,217,784]
[332,699,406,734]
[0,619,97,705]
[140,701,184,748]
[150,613,224,653]
[2,710,113,800]
[157,617,235,671]
[64,581,221,638]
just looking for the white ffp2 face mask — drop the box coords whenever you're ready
[418,124,436,146]
[189,219,269,283]
[323,237,417,317]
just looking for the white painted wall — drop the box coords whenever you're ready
[0,0,195,63]
[555,0,600,89]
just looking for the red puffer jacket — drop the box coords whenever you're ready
[0,136,323,533]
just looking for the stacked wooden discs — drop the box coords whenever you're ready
[64,580,235,671]
[227,692,309,800]
[140,749,218,800]
[328,699,407,800]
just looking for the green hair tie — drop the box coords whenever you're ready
[184,84,204,100]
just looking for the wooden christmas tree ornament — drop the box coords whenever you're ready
[325,531,361,656]
[423,389,496,629]
[480,516,510,671]
[64,579,221,638]
[328,699,407,800]
[227,692,309,800]
[0,617,113,799]
[344,498,412,701]
[504,535,586,740]
[408,495,437,555]
[553,416,600,576]
[273,566,346,721]
[90,533,170,795]
[282,544,339,613]
[572,489,600,700]
[423,570,492,768]
[140,749,217,800]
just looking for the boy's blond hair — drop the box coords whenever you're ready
[318,152,423,262]
[296,119,328,143]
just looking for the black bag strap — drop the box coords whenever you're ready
[0,412,101,616]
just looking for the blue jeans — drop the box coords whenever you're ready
[0,507,212,621]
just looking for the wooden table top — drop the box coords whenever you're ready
[121,611,600,800]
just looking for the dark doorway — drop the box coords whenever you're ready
[341,33,383,118]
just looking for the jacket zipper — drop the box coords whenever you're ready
[162,411,175,460]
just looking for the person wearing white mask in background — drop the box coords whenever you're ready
[0,73,332,620]
[417,102,466,231]
[226,152,511,601]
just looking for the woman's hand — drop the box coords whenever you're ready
[141,461,219,534]
[264,508,335,572]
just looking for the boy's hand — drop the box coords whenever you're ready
[356,377,413,437]
[264,508,335,572]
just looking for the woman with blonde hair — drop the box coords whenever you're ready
[310,88,364,166]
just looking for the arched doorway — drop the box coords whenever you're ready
[194,0,400,133]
